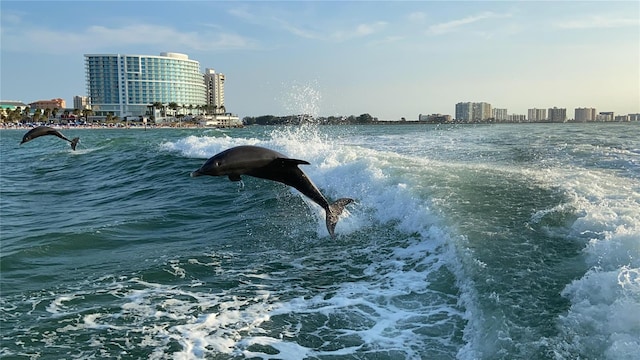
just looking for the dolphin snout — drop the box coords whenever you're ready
[190,170,203,177]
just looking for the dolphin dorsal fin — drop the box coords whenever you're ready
[275,158,311,167]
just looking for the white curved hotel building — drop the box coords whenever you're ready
[85,52,207,118]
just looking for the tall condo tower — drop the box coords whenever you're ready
[84,52,206,117]
[204,68,226,114]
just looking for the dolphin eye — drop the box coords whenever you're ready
[215,161,221,167]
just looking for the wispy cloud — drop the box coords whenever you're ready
[427,11,511,35]
[556,15,639,29]
[228,5,322,40]
[228,4,387,42]
[1,22,256,54]
[331,21,388,42]
[407,11,427,23]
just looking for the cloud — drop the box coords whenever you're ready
[228,5,322,40]
[408,11,427,23]
[228,4,387,43]
[330,21,388,41]
[556,15,640,29]
[427,11,511,35]
[1,22,256,54]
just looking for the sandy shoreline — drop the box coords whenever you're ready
[0,124,237,131]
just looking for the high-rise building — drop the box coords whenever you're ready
[575,107,596,122]
[455,102,492,122]
[548,107,567,122]
[84,52,206,118]
[472,102,492,122]
[455,102,472,121]
[73,96,90,110]
[204,68,226,114]
[492,108,508,122]
[528,108,547,122]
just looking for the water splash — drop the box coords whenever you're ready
[280,80,322,121]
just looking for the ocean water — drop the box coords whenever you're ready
[1,123,638,359]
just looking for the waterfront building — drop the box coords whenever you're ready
[528,108,547,122]
[0,100,27,111]
[548,107,567,122]
[597,112,614,122]
[419,113,452,123]
[629,114,640,121]
[0,100,28,119]
[472,102,492,122]
[575,107,597,122]
[492,108,508,122]
[455,102,472,122]
[455,102,492,122]
[204,68,226,114]
[85,52,206,119]
[29,98,66,110]
[73,96,90,110]
[508,114,527,122]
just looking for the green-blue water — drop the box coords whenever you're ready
[1,123,639,359]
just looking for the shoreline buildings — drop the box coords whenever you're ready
[84,52,238,125]
[455,102,492,122]
[204,69,225,114]
[85,52,206,118]
[28,98,66,111]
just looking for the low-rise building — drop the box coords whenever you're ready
[29,98,66,110]
[418,113,452,123]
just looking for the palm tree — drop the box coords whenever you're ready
[9,108,22,123]
[33,109,43,123]
[44,108,52,123]
[82,108,94,124]
[168,102,179,115]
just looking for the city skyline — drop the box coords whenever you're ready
[1,1,638,120]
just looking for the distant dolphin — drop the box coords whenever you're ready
[20,126,79,150]
[191,145,354,238]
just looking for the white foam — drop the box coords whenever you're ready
[544,166,640,359]
[152,126,467,357]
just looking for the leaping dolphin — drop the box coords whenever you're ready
[20,126,79,150]
[191,145,353,238]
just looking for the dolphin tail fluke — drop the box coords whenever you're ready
[326,198,354,238]
[70,137,80,151]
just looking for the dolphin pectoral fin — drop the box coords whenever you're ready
[275,158,311,167]
[228,174,242,182]
[326,198,354,238]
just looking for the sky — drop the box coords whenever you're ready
[1,1,638,120]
